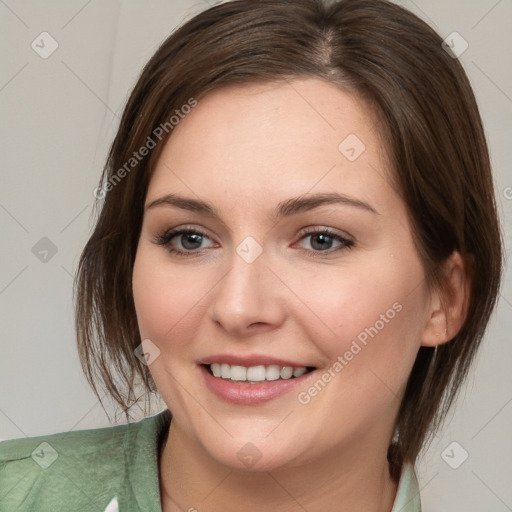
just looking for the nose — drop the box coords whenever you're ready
[208,246,287,338]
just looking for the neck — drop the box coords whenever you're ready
[158,421,398,512]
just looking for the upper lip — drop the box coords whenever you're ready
[197,354,314,368]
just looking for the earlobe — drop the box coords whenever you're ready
[421,296,449,347]
[421,251,470,348]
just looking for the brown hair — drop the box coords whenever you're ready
[74,0,503,477]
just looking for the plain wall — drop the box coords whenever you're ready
[1,1,511,510]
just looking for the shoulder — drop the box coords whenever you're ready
[0,420,130,512]
[0,409,171,512]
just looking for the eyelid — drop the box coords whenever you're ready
[295,225,353,241]
[153,224,354,257]
[293,226,354,255]
[152,225,217,252]
[158,224,211,236]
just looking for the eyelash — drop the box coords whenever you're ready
[153,226,354,258]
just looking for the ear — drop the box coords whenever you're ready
[421,251,471,347]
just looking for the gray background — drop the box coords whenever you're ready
[1,0,511,510]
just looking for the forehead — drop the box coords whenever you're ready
[147,78,396,215]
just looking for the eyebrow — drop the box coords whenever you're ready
[145,192,379,217]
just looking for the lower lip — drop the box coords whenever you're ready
[200,365,314,405]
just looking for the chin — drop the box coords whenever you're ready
[203,436,305,473]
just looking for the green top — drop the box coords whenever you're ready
[0,408,421,511]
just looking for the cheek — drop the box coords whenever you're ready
[132,246,207,344]
[131,246,208,416]
[293,255,428,384]
[297,256,425,332]
[288,260,428,441]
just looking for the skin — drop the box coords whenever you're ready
[132,78,468,512]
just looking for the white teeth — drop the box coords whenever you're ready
[246,365,266,381]
[211,363,222,377]
[280,366,294,379]
[221,363,230,379]
[293,367,307,378]
[207,363,310,382]
[230,365,247,381]
[266,365,281,381]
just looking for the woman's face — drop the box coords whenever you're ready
[132,78,433,471]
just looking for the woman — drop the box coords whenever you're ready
[0,0,502,510]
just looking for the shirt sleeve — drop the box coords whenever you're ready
[0,429,126,512]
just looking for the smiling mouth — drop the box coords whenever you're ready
[202,363,316,383]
